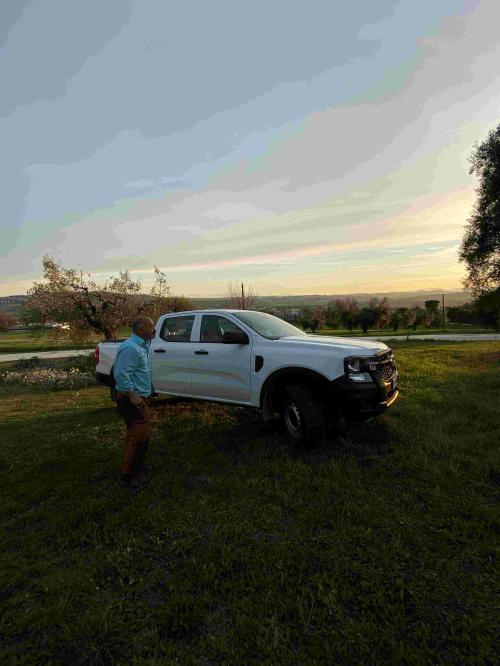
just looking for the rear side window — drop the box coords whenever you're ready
[200,315,243,343]
[160,315,195,342]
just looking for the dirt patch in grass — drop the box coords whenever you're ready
[476,351,500,366]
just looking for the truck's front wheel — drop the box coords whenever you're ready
[281,384,326,447]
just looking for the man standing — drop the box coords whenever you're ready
[114,316,155,485]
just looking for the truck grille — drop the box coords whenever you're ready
[376,350,396,380]
[379,364,394,381]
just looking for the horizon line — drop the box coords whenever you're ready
[0,287,468,300]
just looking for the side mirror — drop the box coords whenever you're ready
[222,330,249,345]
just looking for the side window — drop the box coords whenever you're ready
[201,315,242,343]
[160,315,195,342]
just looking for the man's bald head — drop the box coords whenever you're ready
[132,316,155,341]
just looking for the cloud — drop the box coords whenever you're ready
[2,0,498,297]
[203,202,274,223]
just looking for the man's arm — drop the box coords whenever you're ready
[114,347,144,405]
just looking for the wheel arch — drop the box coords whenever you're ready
[260,367,333,422]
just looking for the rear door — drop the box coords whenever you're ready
[149,314,195,395]
[191,314,252,402]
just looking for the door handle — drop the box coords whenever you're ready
[195,350,209,355]
[154,349,166,354]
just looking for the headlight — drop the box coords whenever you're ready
[347,357,361,373]
[344,356,374,383]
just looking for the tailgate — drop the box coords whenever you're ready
[96,341,123,375]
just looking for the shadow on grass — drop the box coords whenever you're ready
[162,396,397,471]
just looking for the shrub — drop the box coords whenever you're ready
[59,354,95,373]
[13,357,42,370]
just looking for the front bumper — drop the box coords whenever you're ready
[331,371,399,423]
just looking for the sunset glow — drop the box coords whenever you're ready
[1,1,499,297]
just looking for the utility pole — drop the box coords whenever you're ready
[442,293,445,332]
[241,282,245,310]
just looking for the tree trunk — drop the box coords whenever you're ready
[102,326,118,340]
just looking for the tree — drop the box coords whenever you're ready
[474,287,500,330]
[424,299,440,327]
[23,256,182,340]
[446,304,478,325]
[356,307,378,335]
[310,305,326,333]
[145,266,193,320]
[407,306,425,331]
[299,315,313,332]
[299,305,313,332]
[0,311,17,332]
[459,124,500,294]
[390,307,409,331]
[337,298,359,331]
[324,304,339,329]
[369,297,391,329]
[309,318,321,333]
[446,293,499,329]
[169,295,194,313]
[223,282,257,310]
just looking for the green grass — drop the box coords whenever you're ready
[0,328,131,354]
[1,342,499,663]
[314,325,496,337]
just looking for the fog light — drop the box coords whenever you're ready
[349,372,372,383]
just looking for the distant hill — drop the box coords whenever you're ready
[0,289,470,320]
[195,289,470,310]
[0,295,28,318]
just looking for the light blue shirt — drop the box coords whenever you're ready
[114,333,152,397]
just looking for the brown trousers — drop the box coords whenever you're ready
[116,393,151,478]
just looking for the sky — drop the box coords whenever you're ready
[1,0,500,298]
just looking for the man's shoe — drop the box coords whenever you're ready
[120,474,133,487]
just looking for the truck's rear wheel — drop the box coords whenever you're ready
[281,384,326,447]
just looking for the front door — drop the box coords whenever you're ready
[149,314,195,395]
[191,314,252,402]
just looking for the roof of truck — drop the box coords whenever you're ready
[160,309,260,316]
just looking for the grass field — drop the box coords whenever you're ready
[1,342,499,663]
[316,325,496,337]
[0,328,131,354]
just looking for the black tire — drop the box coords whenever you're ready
[280,384,326,447]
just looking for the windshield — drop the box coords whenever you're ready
[232,311,306,340]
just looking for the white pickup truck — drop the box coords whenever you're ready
[95,309,398,446]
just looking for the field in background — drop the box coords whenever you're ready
[0,328,131,354]
[316,325,496,337]
[1,341,498,663]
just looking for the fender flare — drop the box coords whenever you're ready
[260,367,332,421]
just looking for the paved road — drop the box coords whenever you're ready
[0,334,499,363]
[360,333,500,342]
[0,349,94,363]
